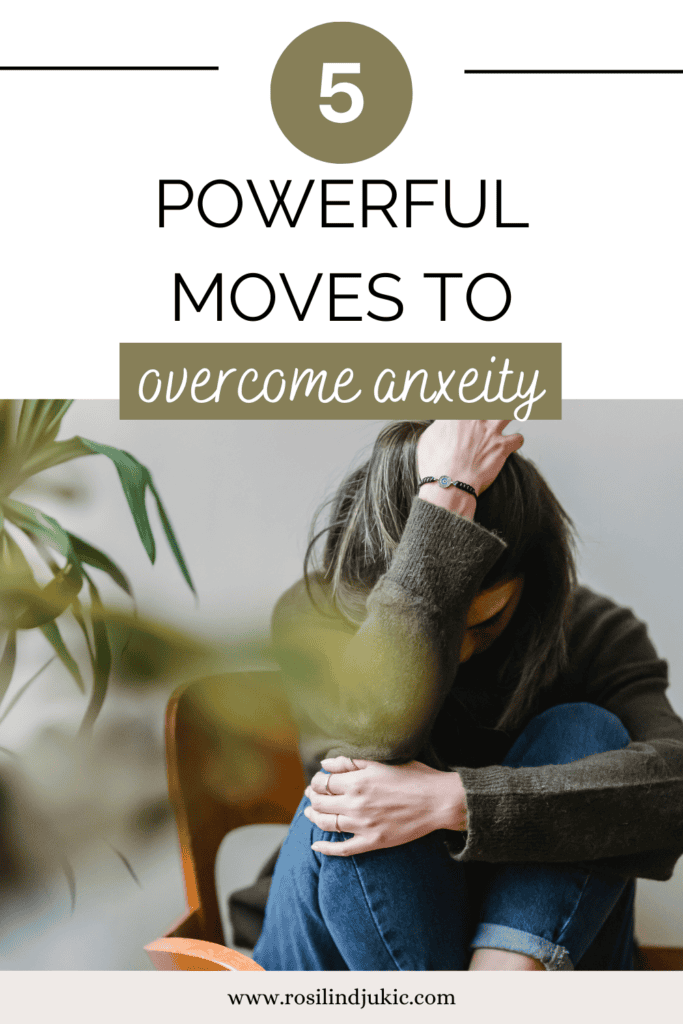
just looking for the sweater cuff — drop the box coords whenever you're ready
[452,764,548,864]
[384,497,507,615]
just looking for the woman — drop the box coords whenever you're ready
[251,419,683,971]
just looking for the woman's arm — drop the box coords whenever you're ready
[454,594,683,879]
[274,421,522,768]
[304,593,683,878]
[275,503,502,767]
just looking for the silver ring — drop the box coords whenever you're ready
[336,814,341,833]
[325,774,333,795]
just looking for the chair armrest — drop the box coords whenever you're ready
[145,937,265,971]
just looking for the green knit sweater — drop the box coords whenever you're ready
[273,498,683,881]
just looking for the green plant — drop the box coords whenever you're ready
[0,399,194,733]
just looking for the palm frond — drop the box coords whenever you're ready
[0,401,14,470]
[77,575,112,734]
[12,437,91,489]
[109,846,142,887]
[40,621,84,691]
[3,499,83,567]
[0,656,56,726]
[15,401,74,463]
[13,564,82,629]
[0,400,194,728]
[0,631,17,707]
[77,438,195,594]
[68,535,132,596]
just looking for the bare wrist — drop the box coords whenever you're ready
[435,770,468,831]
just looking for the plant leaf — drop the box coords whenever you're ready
[148,482,195,595]
[77,438,195,593]
[36,400,74,446]
[60,856,76,913]
[0,401,14,473]
[70,594,94,664]
[109,845,142,887]
[3,499,83,566]
[15,400,73,461]
[0,533,48,629]
[10,434,194,596]
[0,656,55,726]
[15,437,91,485]
[76,440,156,560]
[14,401,43,458]
[13,563,83,629]
[0,630,17,707]
[40,622,84,691]
[68,534,132,596]
[78,577,111,734]
[0,531,39,590]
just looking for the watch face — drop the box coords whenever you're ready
[438,475,451,488]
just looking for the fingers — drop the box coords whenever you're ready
[488,420,525,443]
[311,837,372,857]
[310,757,373,794]
[320,756,366,772]
[304,785,346,813]
[310,771,355,796]
[504,432,525,453]
[310,772,339,795]
[304,804,345,833]
[485,420,525,453]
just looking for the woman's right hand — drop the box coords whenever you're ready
[417,420,524,505]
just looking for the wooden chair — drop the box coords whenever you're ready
[145,671,304,971]
[146,672,682,972]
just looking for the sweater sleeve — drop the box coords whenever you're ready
[272,497,506,767]
[454,594,683,880]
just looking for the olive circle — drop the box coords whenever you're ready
[271,22,412,164]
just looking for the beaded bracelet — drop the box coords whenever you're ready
[418,476,478,499]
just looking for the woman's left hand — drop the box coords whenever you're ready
[304,756,468,856]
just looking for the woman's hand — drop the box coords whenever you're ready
[304,756,468,856]
[417,420,524,514]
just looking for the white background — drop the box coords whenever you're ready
[1,1,682,397]
[2,0,683,1017]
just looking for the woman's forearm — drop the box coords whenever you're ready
[276,421,521,764]
[276,502,506,765]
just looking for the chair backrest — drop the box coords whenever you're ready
[164,671,305,946]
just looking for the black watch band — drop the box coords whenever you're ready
[419,476,478,499]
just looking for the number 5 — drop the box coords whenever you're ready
[319,63,364,123]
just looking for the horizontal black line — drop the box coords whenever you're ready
[0,66,219,71]
[465,69,683,74]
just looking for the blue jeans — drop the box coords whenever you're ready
[254,703,635,971]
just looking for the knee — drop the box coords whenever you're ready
[507,703,630,768]
[533,703,629,750]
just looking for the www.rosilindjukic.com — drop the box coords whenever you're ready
[226,988,455,1007]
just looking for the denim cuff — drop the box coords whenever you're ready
[471,923,574,971]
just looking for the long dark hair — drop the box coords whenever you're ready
[304,421,577,732]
